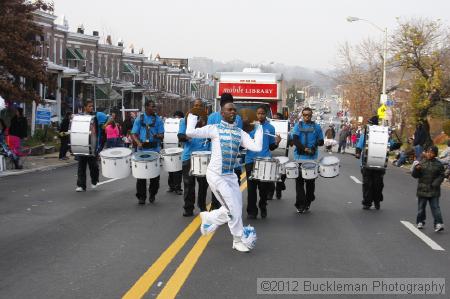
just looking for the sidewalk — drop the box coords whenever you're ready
[0,152,77,178]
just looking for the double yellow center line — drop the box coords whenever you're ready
[123,171,247,299]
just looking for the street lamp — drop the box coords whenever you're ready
[347,16,388,104]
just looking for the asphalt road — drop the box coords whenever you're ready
[0,147,449,298]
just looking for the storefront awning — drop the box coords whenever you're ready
[73,48,85,60]
[123,63,138,74]
[66,48,79,60]
[95,85,122,100]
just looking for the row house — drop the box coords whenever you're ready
[31,10,215,123]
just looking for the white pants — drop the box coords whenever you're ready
[205,170,243,237]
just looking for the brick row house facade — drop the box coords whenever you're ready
[31,10,214,124]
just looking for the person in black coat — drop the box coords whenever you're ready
[59,111,72,160]
[9,107,28,140]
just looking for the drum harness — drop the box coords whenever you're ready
[296,121,318,157]
[140,114,157,148]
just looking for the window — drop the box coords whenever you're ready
[59,41,62,62]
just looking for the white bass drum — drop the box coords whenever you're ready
[70,114,97,156]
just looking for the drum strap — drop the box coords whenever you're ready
[298,122,317,150]
[140,114,155,142]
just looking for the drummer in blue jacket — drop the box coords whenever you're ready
[291,107,324,213]
[75,100,109,192]
[178,99,210,217]
[245,105,281,219]
[131,100,165,205]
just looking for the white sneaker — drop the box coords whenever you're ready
[417,222,424,229]
[200,223,218,235]
[75,187,85,192]
[199,212,217,235]
[91,183,98,189]
[232,240,250,252]
[435,223,444,232]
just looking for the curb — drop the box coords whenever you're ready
[0,161,77,178]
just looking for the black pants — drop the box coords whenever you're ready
[168,170,183,191]
[182,160,208,212]
[338,140,346,153]
[59,136,70,158]
[295,164,316,209]
[276,175,287,197]
[211,167,241,210]
[361,168,385,207]
[77,156,99,189]
[266,175,286,200]
[245,163,270,216]
[136,176,160,200]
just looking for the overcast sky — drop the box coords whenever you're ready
[53,0,450,70]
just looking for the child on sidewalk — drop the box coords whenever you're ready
[412,146,446,232]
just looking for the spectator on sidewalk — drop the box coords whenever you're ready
[122,112,135,148]
[413,122,431,161]
[58,111,72,160]
[104,112,122,148]
[393,137,414,167]
[1,118,21,169]
[351,131,357,147]
[412,146,445,232]
[8,107,27,168]
[438,140,450,165]
[338,125,349,153]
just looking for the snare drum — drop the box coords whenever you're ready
[274,156,289,174]
[70,114,97,156]
[285,162,299,179]
[190,151,211,176]
[301,162,318,180]
[319,156,340,178]
[100,148,132,179]
[132,151,160,179]
[160,147,183,172]
[251,158,280,182]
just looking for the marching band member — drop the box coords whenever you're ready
[291,107,324,213]
[245,105,281,219]
[207,93,243,210]
[131,100,164,205]
[269,112,288,200]
[178,99,210,216]
[75,100,109,192]
[355,115,385,210]
[167,111,184,195]
[186,102,262,252]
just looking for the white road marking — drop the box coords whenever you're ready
[350,176,362,184]
[400,221,445,251]
[97,178,119,186]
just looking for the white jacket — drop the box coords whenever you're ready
[186,114,263,175]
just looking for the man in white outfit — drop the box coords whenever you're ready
[186,102,263,252]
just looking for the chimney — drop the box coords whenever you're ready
[93,30,99,36]
[77,24,84,34]
[106,35,112,45]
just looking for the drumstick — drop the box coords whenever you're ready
[264,133,287,140]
